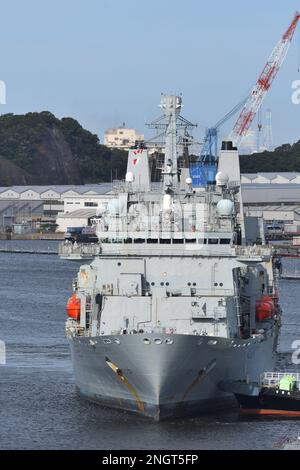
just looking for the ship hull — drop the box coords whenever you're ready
[69,332,277,420]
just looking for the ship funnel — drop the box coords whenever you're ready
[221,141,238,151]
[126,149,150,192]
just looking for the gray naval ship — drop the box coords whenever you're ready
[65,94,281,420]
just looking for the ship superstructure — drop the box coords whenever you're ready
[66,95,280,420]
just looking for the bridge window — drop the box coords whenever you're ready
[173,239,184,244]
[186,239,196,244]
[84,202,98,207]
[134,239,145,244]
[220,239,231,245]
[208,239,219,245]
[101,238,111,243]
[160,239,171,244]
[147,238,158,244]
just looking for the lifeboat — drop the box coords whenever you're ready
[67,293,81,321]
[262,295,275,306]
[256,296,275,322]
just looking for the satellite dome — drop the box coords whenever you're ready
[126,171,134,183]
[216,199,234,217]
[216,172,229,187]
[185,177,193,185]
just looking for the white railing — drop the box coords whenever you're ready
[236,245,272,259]
[59,242,100,258]
[260,372,300,388]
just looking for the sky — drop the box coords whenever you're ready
[0,0,300,147]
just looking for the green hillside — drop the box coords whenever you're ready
[0,112,128,185]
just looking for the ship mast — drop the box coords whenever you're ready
[160,94,181,192]
[146,93,196,192]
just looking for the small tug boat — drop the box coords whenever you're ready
[233,373,300,417]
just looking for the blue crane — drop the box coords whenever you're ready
[190,97,248,187]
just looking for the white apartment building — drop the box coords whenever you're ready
[104,127,144,149]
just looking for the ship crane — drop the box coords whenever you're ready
[191,11,300,187]
[229,11,300,147]
[190,97,248,186]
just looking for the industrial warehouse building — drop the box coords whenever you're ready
[55,209,103,233]
[242,184,300,224]
[0,184,115,232]
[0,173,299,233]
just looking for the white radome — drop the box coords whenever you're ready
[216,172,229,187]
[126,171,134,183]
[216,199,234,217]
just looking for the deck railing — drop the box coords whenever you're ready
[260,372,300,388]
[59,242,100,258]
[236,245,272,259]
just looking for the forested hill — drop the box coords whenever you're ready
[240,140,300,173]
[0,111,299,185]
[0,112,128,185]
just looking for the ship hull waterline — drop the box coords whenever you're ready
[69,332,277,421]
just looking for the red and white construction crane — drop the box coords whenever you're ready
[229,11,300,147]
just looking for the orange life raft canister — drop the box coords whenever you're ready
[67,293,81,321]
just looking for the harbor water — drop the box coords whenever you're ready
[0,239,299,450]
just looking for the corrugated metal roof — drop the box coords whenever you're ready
[245,205,300,211]
[242,174,258,180]
[0,200,44,215]
[57,209,97,219]
[258,172,299,180]
[0,183,113,196]
[242,172,300,181]
[242,184,300,204]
